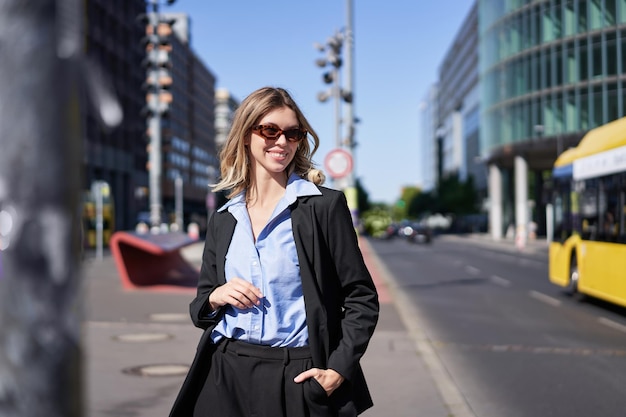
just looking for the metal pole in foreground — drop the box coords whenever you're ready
[0,0,83,415]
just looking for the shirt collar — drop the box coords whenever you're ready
[217,173,321,213]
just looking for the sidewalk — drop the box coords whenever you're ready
[438,232,550,257]
[84,235,490,416]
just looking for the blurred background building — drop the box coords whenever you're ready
[419,84,439,192]
[419,0,626,239]
[480,0,626,239]
[82,0,626,246]
[82,0,147,241]
[160,12,218,232]
[214,88,240,150]
[81,1,224,247]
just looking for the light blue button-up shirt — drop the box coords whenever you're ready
[210,174,322,347]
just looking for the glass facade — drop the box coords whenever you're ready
[480,0,626,154]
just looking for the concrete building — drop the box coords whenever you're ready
[214,88,240,150]
[418,84,439,192]
[435,2,485,196]
[82,3,219,239]
[83,0,147,232]
[479,0,626,240]
[158,12,217,231]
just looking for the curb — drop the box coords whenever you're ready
[359,238,477,417]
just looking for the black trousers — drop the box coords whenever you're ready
[193,339,335,417]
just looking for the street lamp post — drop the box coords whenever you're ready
[140,0,176,232]
[343,0,359,228]
[314,30,344,150]
[314,0,360,228]
[344,0,355,151]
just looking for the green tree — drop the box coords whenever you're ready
[405,173,479,218]
[355,177,371,213]
[437,174,477,214]
[408,190,435,218]
[393,186,421,220]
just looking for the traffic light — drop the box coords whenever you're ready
[139,13,175,118]
[325,33,343,68]
[315,32,343,86]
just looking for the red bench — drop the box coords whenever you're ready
[110,231,200,290]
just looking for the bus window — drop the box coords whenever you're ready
[579,182,599,240]
[553,192,571,242]
[554,194,564,239]
[600,203,619,241]
[597,176,620,242]
[617,189,626,243]
[552,178,573,243]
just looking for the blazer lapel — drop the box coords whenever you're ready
[215,212,236,283]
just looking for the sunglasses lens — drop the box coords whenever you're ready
[261,126,281,139]
[255,125,305,142]
[284,129,305,141]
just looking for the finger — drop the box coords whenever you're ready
[226,288,261,309]
[230,278,263,298]
[230,279,263,306]
[227,294,250,309]
[293,368,318,383]
[239,288,263,306]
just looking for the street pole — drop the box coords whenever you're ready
[148,100,163,231]
[345,0,355,152]
[147,1,163,231]
[334,66,342,149]
[175,175,183,231]
[0,0,84,415]
[143,0,176,232]
[344,0,359,228]
[94,181,105,261]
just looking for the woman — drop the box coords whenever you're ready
[170,86,379,417]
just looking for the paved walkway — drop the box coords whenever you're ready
[83,233,547,416]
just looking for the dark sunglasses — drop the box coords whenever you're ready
[252,124,307,142]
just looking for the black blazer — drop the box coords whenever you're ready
[169,186,379,416]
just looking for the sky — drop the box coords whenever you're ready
[163,0,475,204]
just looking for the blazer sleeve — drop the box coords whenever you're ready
[189,211,225,330]
[323,191,379,380]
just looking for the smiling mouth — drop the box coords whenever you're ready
[268,151,288,159]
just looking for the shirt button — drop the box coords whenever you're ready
[252,261,258,266]
[253,325,259,330]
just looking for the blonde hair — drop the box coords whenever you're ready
[213,86,325,198]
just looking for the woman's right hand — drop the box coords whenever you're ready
[208,277,263,311]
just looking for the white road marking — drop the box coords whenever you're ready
[529,290,562,307]
[465,266,480,276]
[490,275,512,287]
[598,317,626,334]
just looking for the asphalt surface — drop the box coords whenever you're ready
[83,233,549,416]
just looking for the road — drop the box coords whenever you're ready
[368,234,626,417]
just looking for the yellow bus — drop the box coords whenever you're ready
[549,116,626,307]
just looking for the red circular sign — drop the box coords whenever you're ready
[324,148,353,179]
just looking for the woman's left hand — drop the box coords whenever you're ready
[294,368,345,396]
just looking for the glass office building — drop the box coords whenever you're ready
[479,0,626,238]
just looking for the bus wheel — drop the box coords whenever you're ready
[566,254,579,297]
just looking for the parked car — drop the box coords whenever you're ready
[382,223,399,239]
[403,222,432,244]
